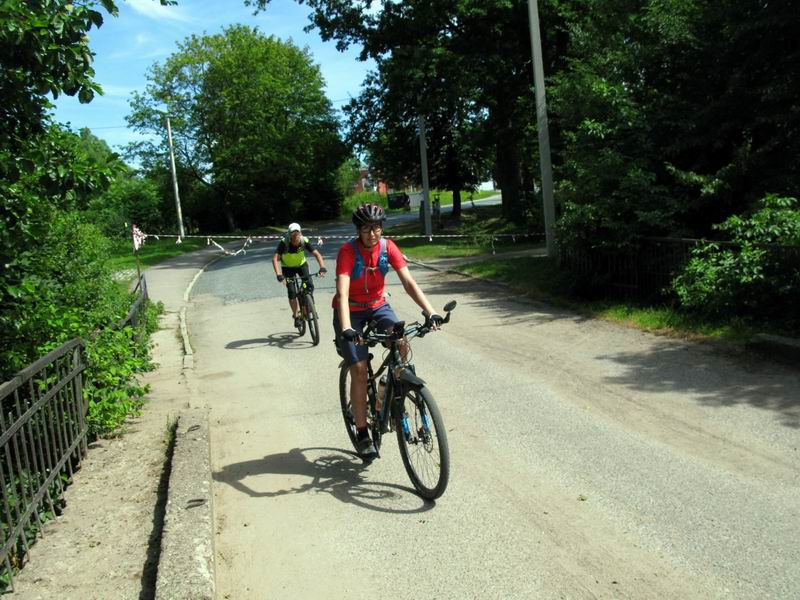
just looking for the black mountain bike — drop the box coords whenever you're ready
[287,272,321,346]
[338,300,456,500]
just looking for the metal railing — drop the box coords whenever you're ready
[0,340,87,591]
[118,274,149,331]
[0,274,149,591]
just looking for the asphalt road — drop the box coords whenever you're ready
[187,225,800,599]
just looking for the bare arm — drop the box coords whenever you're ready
[395,266,437,316]
[336,274,352,330]
[311,249,326,273]
[272,253,282,277]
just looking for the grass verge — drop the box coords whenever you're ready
[108,237,208,274]
[459,256,757,344]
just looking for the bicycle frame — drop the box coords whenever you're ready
[362,322,430,441]
[286,273,310,300]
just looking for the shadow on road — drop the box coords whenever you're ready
[417,271,800,428]
[213,447,434,514]
[598,345,800,429]
[226,332,316,350]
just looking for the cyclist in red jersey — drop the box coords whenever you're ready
[333,203,443,459]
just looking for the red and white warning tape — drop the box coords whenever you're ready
[132,227,540,257]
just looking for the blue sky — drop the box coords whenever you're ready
[53,0,374,151]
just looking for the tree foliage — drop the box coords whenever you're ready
[127,25,349,230]
[551,0,800,247]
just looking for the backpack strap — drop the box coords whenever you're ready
[349,237,390,279]
[349,238,364,280]
[377,237,389,276]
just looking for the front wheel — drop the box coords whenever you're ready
[395,386,449,500]
[339,365,359,451]
[305,295,319,346]
[295,298,307,337]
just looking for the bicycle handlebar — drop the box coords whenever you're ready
[286,271,324,280]
[360,303,455,347]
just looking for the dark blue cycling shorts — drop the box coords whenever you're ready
[333,303,399,366]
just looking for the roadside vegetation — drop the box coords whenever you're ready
[386,203,796,342]
[459,257,759,343]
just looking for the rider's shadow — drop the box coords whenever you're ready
[213,447,434,513]
[226,332,314,350]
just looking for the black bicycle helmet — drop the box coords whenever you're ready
[352,203,386,227]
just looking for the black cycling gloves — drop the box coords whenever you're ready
[341,328,358,342]
[319,267,328,274]
[276,274,285,282]
[427,313,444,327]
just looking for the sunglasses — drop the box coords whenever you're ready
[359,224,383,233]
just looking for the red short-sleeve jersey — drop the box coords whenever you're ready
[332,238,407,309]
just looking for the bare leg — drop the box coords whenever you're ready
[349,361,369,429]
[290,298,299,318]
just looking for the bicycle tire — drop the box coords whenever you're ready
[339,365,359,451]
[395,385,450,499]
[306,295,320,346]
[296,296,307,337]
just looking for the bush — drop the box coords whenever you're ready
[0,212,161,436]
[672,195,800,319]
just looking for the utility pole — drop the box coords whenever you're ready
[165,115,186,238]
[527,0,557,258]
[418,115,432,237]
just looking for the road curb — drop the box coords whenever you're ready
[154,248,225,599]
[154,409,215,600]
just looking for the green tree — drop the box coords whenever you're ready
[127,25,348,229]
[1,0,170,398]
[85,175,163,237]
[247,0,569,223]
[344,56,491,220]
[550,0,800,248]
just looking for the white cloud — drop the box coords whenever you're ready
[100,83,137,97]
[126,0,195,23]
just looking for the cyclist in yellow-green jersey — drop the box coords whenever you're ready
[272,223,327,328]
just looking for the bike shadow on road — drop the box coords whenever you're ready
[212,447,435,514]
[225,332,318,351]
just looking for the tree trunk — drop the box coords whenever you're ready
[222,192,237,231]
[495,132,522,222]
[452,187,462,221]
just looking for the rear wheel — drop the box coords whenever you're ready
[395,386,449,500]
[306,295,320,346]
